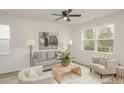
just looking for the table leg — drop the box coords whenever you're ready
[71,67,81,76]
[53,71,62,83]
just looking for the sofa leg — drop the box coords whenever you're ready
[114,73,116,77]
[100,74,103,79]
[90,68,92,72]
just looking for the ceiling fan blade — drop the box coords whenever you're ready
[51,14,63,16]
[68,9,73,14]
[67,17,70,22]
[68,14,81,17]
[54,16,64,21]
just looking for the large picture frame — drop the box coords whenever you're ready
[39,32,58,50]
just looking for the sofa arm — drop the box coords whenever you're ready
[32,57,39,65]
[106,59,118,69]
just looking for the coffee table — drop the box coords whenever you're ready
[52,63,81,83]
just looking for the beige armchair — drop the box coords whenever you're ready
[18,65,53,84]
[90,57,118,79]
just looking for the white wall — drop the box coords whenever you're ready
[0,16,72,74]
[72,12,124,66]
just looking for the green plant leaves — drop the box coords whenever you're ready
[58,50,71,61]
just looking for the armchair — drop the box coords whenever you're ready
[18,65,53,84]
[90,57,118,79]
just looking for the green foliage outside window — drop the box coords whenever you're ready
[97,40,114,52]
[98,26,113,39]
[82,24,114,53]
[83,40,94,50]
[83,28,94,39]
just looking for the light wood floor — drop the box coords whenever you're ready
[0,64,113,84]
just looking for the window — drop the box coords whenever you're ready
[96,24,114,52]
[81,28,95,51]
[81,24,115,53]
[0,25,10,54]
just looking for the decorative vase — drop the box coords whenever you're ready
[61,60,70,66]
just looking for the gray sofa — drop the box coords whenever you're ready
[32,50,60,71]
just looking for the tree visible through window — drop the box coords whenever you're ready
[82,28,94,51]
[97,24,114,52]
[81,24,114,53]
[0,25,10,54]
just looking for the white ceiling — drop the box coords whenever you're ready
[0,9,123,26]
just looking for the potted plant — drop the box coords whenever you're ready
[58,50,71,66]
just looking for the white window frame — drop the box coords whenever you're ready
[81,24,115,54]
[81,27,95,51]
[0,25,10,55]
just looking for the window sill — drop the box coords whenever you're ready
[81,50,116,55]
[0,52,11,55]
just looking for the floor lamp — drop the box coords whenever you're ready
[27,40,35,67]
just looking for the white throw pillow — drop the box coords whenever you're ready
[99,58,107,67]
[92,57,101,64]
[25,69,30,77]
[25,69,39,78]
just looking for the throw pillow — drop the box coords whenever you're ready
[99,58,107,67]
[92,57,101,64]
[34,52,47,62]
[25,69,31,77]
[25,69,39,78]
[46,51,56,59]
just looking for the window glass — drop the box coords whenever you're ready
[0,25,10,54]
[81,24,115,53]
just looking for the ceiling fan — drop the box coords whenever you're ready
[51,9,81,22]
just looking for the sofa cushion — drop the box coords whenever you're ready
[52,59,60,64]
[94,64,106,74]
[34,52,47,62]
[90,63,106,69]
[46,51,56,59]
[38,59,56,65]
[39,60,51,65]
[25,69,39,78]
[94,64,106,70]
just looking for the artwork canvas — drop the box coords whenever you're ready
[39,32,58,50]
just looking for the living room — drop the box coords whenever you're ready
[1,0,124,92]
[0,9,124,84]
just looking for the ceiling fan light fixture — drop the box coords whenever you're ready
[52,9,81,22]
[64,16,67,20]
